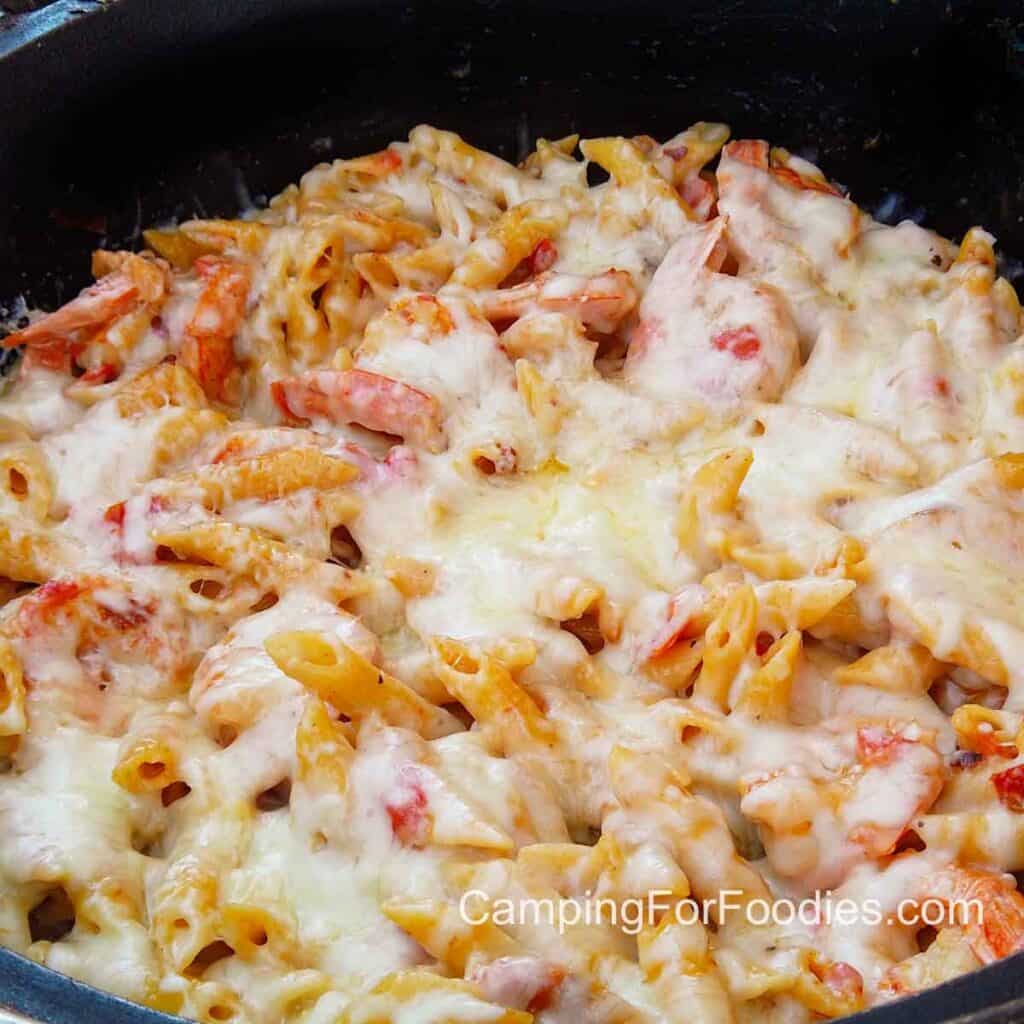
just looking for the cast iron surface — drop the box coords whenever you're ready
[1,0,1024,1020]
[1,0,1024,314]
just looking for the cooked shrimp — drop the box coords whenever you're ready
[3,253,168,370]
[811,957,864,1005]
[715,141,859,347]
[180,255,250,404]
[337,148,403,178]
[500,238,560,287]
[678,174,716,221]
[333,442,419,488]
[272,368,446,452]
[725,140,770,171]
[653,123,730,221]
[877,927,981,998]
[474,269,639,333]
[472,956,567,1014]
[641,585,707,662]
[848,726,945,857]
[740,723,944,887]
[10,575,179,666]
[624,217,799,403]
[7,575,190,729]
[915,866,1024,963]
[723,140,841,197]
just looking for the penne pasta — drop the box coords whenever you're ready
[2,123,1022,1024]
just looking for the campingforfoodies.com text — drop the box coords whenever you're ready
[458,889,984,936]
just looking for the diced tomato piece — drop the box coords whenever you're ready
[528,239,558,275]
[78,363,119,385]
[14,578,83,636]
[992,764,1024,812]
[30,579,81,612]
[103,502,126,531]
[96,596,151,632]
[755,631,775,657]
[385,768,430,847]
[856,726,903,766]
[712,326,761,361]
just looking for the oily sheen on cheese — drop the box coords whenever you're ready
[0,124,1023,1024]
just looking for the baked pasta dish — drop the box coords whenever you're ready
[1,124,1024,1024]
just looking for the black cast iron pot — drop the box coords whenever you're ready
[0,0,1023,1020]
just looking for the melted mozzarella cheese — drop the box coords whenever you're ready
[1,125,1023,1024]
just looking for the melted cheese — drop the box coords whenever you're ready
[1,125,1023,1024]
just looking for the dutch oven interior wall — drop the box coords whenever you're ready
[0,0,1022,312]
